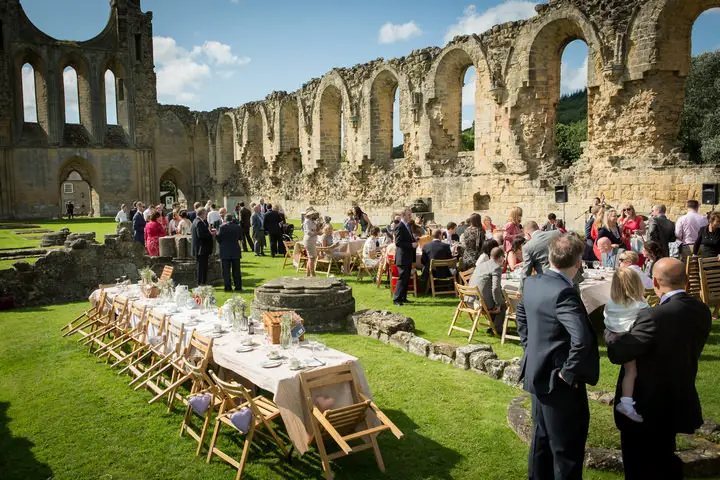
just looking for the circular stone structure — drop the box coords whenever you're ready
[251,276,355,332]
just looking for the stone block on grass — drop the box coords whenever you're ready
[389,331,413,351]
[469,350,497,371]
[408,336,432,357]
[454,345,488,370]
[484,359,509,380]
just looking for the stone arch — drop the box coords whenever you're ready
[100,56,130,132]
[217,112,236,182]
[155,110,191,195]
[240,108,263,170]
[311,71,351,169]
[58,52,93,133]
[14,49,49,135]
[159,167,189,206]
[57,155,101,216]
[278,98,299,154]
[369,68,401,165]
[192,120,210,199]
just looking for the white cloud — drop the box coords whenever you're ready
[378,21,423,44]
[462,119,474,130]
[560,57,588,94]
[63,67,80,123]
[444,2,537,43]
[21,64,37,122]
[153,36,250,104]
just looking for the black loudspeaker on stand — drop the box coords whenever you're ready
[555,186,568,226]
[702,184,718,206]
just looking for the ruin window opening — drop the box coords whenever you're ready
[392,87,403,159]
[134,34,142,61]
[21,63,38,123]
[370,69,401,164]
[105,70,118,125]
[460,66,476,152]
[60,170,99,217]
[556,39,588,166]
[63,66,80,124]
[318,85,343,167]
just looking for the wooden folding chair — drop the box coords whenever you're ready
[356,253,379,281]
[160,265,174,281]
[686,256,703,300]
[338,230,350,239]
[128,320,184,388]
[316,246,343,277]
[501,289,521,344]
[389,260,419,298]
[206,371,289,479]
[449,284,495,342]
[112,310,167,372]
[644,288,660,308]
[375,251,388,288]
[425,258,458,297]
[299,364,403,480]
[179,359,223,456]
[698,256,720,313]
[63,290,109,338]
[458,267,474,286]
[96,303,147,363]
[82,297,130,354]
[282,240,295,269]
[295,243,308,273]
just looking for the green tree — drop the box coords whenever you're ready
[556,119,588,166]
[680,50,720,163]
[461,122,475,151]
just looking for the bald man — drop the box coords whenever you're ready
[607,258,711,480]
[597,237,624,269]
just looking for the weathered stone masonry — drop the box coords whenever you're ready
[1,0,718,227]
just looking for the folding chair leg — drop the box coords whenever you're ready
[370,433,386,473]
[206,419,222,464]
[448,309,462,336]
[468,312,480,343]
[196,412,213,456]
[237,423,256,480]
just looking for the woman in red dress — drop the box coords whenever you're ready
[503,207,523,253]
[619,204,645,265]
[144,211,166,257]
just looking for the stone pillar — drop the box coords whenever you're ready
[159,236,177,258]
[0,148,15,219]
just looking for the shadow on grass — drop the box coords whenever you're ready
[0,402,53,480]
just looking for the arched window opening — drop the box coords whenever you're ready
[63,66,80,124]
[21,63,38,123]
[60,170,98,217]
[556,39,588,166]
[159,178,186,210]
[679,9,720,164]
[392,88,403,159]
[318,85,343,167]
[461,66,476,152]
[105,70,118,125]
[370,70,400,164]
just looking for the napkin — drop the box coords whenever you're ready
[230,408,253,434]
[188,393,212,416]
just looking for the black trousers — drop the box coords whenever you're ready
[529,383,589,480]
[196,254,209,285]
[268,232,284,257]
[221,258,242,291]
[241,227,252,252]
[393,263,411,301]
[620,421,682,480]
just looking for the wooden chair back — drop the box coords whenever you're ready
[698,257,720,306]
[426,258,458,297]
[295,242,309,272]
[338,230,350,239]
[644,288,660,307]
[458,268,474,285]
[315,246,342,276]
[501,289,521,344]
[686,256,703,300]
[282,241,295,269]
[375,250,388,288]
[160,265,174,281]
[449,284,495,342]
[146,310,167,341]
[183,330,214,365]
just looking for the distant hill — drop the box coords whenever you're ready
[557,89,588,125]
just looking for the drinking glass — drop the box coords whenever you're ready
[307,335,319,355]
[592,261,600,270]
[290,336,300,358]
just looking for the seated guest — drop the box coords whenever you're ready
[421,229,453,281]
[415,216,425,232]
[482,216,496,240]
[456,221,468,237]
[557,219,567,234]
[343,210,357,232]
[443,222,460,242]
[363,227,383,268]
[476,239,499,266]
[618,250,653,288]
[469,247,506,334]
[598,237,624,268]
[319,225,344,260]
[643,240,663,278]
[542,213,558,231]
[507,236,526,271]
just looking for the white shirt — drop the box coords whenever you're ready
[675,210,708,245]
[207,210,222,225]
[143,208,151,220]
[115,210,128,222]
[629,265,653,289]
[660,289,685,305]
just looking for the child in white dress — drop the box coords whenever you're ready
[604,267,650,422]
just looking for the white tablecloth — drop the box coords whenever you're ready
[90,286,374,454]
[293,239,366,273]
[501,275,612,313]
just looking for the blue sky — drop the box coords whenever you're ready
[20,0,720,140]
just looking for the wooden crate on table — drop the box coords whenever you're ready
[262,311,305,344]
[141,283,160,298]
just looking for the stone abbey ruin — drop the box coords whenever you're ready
[0,0,718,227]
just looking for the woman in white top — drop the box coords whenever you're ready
[362,227,382,268]
[176,209,192,236]
[302,208,321,277]
[114,204,128,222]
[617,250,652,288]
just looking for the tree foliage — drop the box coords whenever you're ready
[679,50,720,164]
[556,119,588,166]
[461,122,475,152]
[556,89,588,125]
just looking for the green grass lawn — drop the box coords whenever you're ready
[0,218,717,479]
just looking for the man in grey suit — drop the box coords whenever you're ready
[647,204,676,258]
[251,204,265,256]
[517,234,600,480]
[520,221,560,288]
[468,247,506,334]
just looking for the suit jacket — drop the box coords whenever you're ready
[216,222,242,260]
[263,210,282,235]
[191,218,214,257]
[132,211,146,243]
[421,240,453,280]
[394,221,416,267]
[516,271,599,394]
[186,210,197,222]
[607,292,711,433]
[469,259,503,309]
[240,207,252,229]
[647,214,676,257]
[520,230,561,285]
[251,212,264,237]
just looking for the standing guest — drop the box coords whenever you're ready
[607,258,711,480]
[191,208,214,285]
[263,204,283,257]
[482,216,496,240]
[354,206,372,235]
[233,202,242,222]
[258,198,268,214]
[166,203,177,230]
[218,207,227,221]
[251,205,265,256]
[507,236,526,272]
[302,207,321,277]
[642,240,663,278]
[595,208,623,260]
[66,201,74,219]
[132,202,146,245]
[475,239,499,266]
[129,201,139,221]
[618,250,653,288]
[443,222,460,243]
[167,208,179,235]
[176,209,192,235]
[517,234,600,480]
[676,200,708,261]
[520,221,561,288]
[363,227,383,268]
[460,213,483,269]
[619,204,646,249]
[542,213,558,231]
[343,210,357,232]
[503,207,524,253]
[693,211,720,259]
[144,211,166,257]
[584,205,601,259]
[393,207,418,306]
[207,203,222,229]
[557,219,568,234]
[115,204,128,223]
[216,214,242,292]
[420,229,453,282]
[647,204,676,258]
[186,202,201,222]
[238,202,252,252]
[469,247,507,334]
[143,204,153,221]
[155,204,167,232]
[598,237,624,269]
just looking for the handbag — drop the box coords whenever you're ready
[630,234,644,254]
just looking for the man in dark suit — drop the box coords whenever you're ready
[239,201,253,252]
[263,204,283,258]
[393,207,418,306]
[129,200,139,222]
[216,214,242,292]
[191,207,215,285]
[420,229,453,282]
[517,234,600,479]
[607,258,711,480]
[187,202,200,222]
[647,204,676,258]
[469,247,506,333]
[132,202,146,245]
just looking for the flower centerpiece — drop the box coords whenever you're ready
[139,267,159,298]
[223,296,247,332]
[155,277,175,300]
[193,285,215,311]
[280,312,293,349]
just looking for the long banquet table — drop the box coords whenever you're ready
[90,286,375,454]
[292,239,366,273]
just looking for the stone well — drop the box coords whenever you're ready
[251,276,355,332]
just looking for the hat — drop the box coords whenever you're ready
[305,207,318,216]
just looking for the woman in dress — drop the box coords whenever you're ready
[694,211,720,259]
[503,207,523,253]
[482,216,496,240]
[363,227,383,268]
[354,206,372,235]
[167,208,179,235]
[302,208,321,277]
[619,204,646,265]
[176,209,192,235]
[461,213,483,270]
[144,211,166,257]
[114,204,128,223]
[506,236,526,272]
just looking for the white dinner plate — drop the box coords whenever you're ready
[261,360,282,368]
[235,345,254,353]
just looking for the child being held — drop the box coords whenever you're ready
[603,267,650,422]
